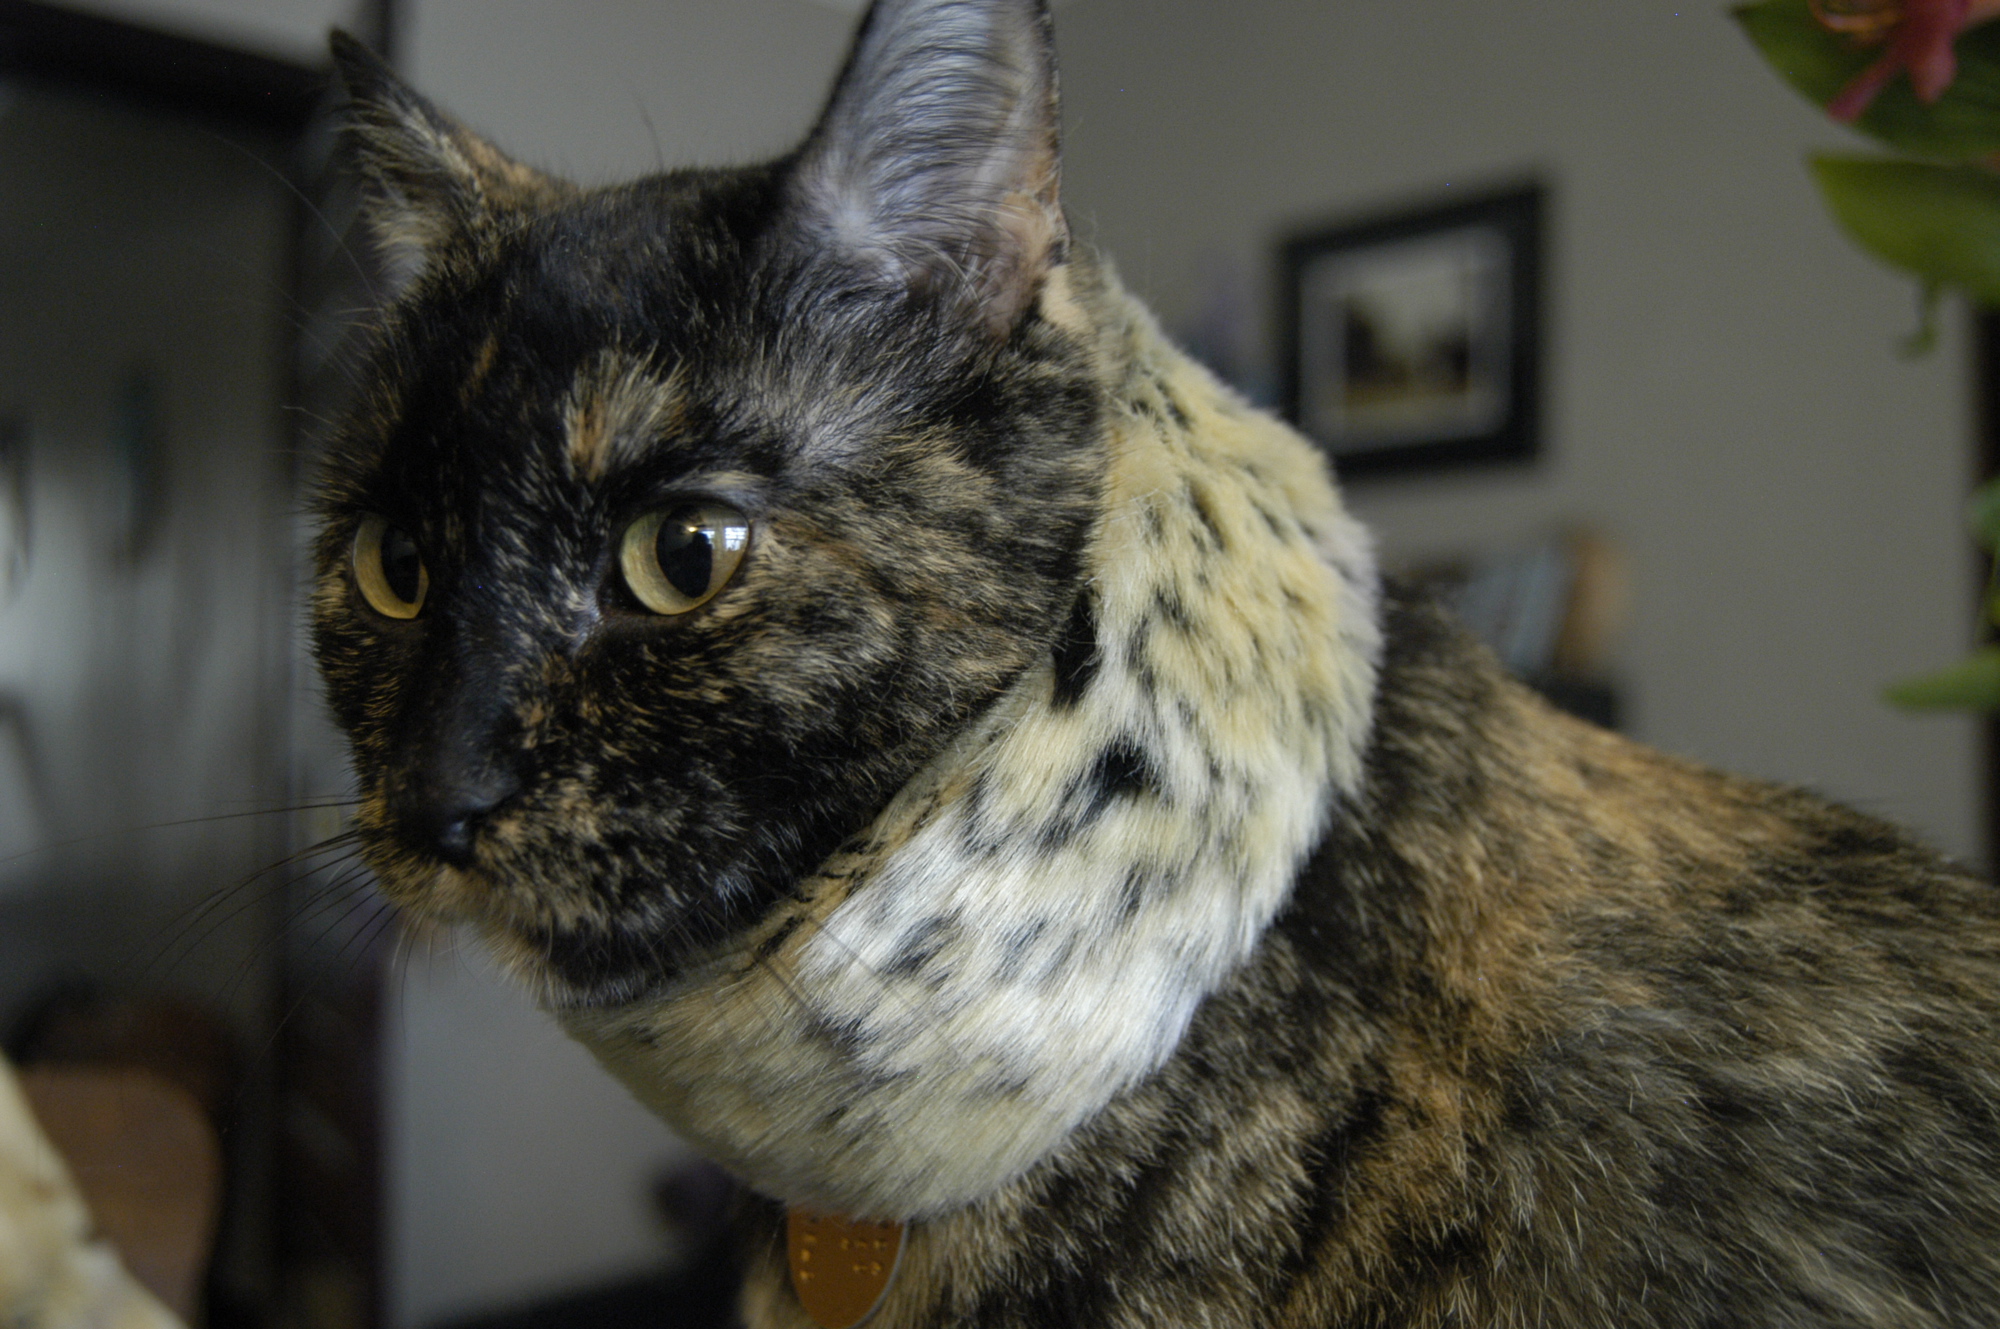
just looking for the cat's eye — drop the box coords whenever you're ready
[352,514,429,619]
[618,504,751,615]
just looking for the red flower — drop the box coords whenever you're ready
[1814,0,2000,120]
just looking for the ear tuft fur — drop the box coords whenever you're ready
[330,30,568,296]
[787,0,1067,340]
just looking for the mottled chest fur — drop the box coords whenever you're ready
[318,2,2000,1327]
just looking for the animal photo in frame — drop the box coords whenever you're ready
[1280,185,1542,478]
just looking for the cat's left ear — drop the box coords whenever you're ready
[331,31,567,295]
[786,0,1067,340]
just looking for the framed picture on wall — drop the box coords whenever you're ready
[1278,183,1543,478]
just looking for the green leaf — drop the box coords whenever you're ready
[1969,478,2000,550]
[1886,647,2000,709]
[1736,0,2000,160]
[1899,280,1943,356]
[1810,156,2000,303]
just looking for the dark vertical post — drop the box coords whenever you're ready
[1976,310,2000,870]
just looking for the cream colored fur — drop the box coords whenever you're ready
[560,271,1380,1220]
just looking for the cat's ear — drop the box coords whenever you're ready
[330,31,565,295]
[786,0,1067,340]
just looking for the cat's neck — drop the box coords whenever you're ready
[559,261,1382,1220]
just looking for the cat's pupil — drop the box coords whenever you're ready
[381,526,424,605]
[656,512,714,600]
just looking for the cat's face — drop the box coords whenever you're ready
[314,1,1102,1005]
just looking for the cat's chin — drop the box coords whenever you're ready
[369,879,687,1009]
[382,870,722,1010]
[356,802,798,1007]
[464,924,651,1011]
[482,927,727,1012]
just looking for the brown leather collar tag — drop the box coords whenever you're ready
[787,1207,906,1329]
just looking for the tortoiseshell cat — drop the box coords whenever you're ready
[319,3,2000,1325]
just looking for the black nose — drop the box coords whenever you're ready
[401,768,522,867]
[392,616,534,866]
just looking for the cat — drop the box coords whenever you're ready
[319,2,2000,1325]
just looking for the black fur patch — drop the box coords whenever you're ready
[1084,739,1158,814]
[884,912,963,979]
[1049,590,1101,708]
[1185,480,1225,551]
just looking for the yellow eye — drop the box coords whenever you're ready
[619,503,750,615]
[352,514,429,619]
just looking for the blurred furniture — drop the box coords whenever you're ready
[0,1053,182,1329]
[1411,527,1629,730]
[19,1067,221,1322]
[10,989,235,1322]
[11,990,238,1128]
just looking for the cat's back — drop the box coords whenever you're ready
[880,586,2000,1328]
[1271,585,2000,1327]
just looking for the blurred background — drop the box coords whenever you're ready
[0,0,1982,1327]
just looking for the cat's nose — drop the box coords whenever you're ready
[403,768,521,867]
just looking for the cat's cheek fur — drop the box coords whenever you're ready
[560,288,1383,1219]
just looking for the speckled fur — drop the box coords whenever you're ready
[561,279,1379,1218]
[319,4,2000,1326]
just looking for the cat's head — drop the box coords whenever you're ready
[315,0,1106,1005]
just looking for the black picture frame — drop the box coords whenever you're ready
[1278,183,1543,479]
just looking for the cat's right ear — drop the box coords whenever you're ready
[330,31,565,296]
[782,0,1067,343]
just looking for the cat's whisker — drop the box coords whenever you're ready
[633,92,667,176]
[278,873,394,1000]
[283,402,350,436]
[122,832,364,964]
[207,865,376,1013]
[694,893,926,1030]
[265,858,377,955]
[232,893,396,1126]
[186,121,383,306]
[121,831,365,985]
[324,892,401,988]
[0,798,363,870]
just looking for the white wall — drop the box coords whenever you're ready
[384,940,695,1329]
[1055,0,1979,863]
[406,0,854,181]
